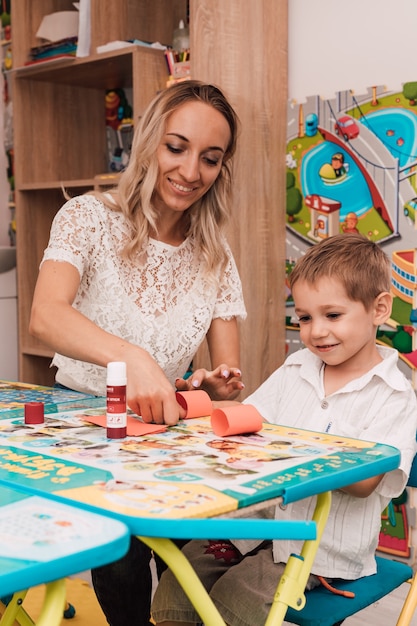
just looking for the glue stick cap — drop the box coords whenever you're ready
[24,401,44,424]
[107,361,127,385]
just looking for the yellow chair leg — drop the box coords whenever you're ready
[0,582,66,626]
[397,577,417,626]
[0,591,31,626]
[265,492,332,626]
[140,536,226,626]
[35,581,66,626]
[12,606,34,626]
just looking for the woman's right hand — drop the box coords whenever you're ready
[124,347,184,426]
[30,260,183,427]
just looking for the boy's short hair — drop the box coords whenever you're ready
[289,234,391,310]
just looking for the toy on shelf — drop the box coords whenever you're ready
[105,89,134,172]
[164,47,190,87]
[1,0,11,72]
[164,20,190,87]
[0,0,10,42]
[5,145,14,244]
[8,200,15,247]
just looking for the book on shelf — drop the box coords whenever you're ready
[26,36,78,64]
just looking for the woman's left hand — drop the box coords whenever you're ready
[175,364,244,400]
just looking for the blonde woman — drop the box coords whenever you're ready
[30,80,246,625]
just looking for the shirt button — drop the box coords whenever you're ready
[321,400,329,409]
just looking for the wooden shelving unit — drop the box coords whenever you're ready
[12,0,288,397]
[12,0,187,385]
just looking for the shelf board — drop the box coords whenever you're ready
[21,345,54,359]
[17,172,123,191]
[17,179,98,192]
[12,46,166,89]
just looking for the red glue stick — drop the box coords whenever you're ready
[106,361,127,439]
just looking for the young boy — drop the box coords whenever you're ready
[151,233,417,626]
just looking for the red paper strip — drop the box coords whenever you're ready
[175,390,212,419]
[81,414,167,436]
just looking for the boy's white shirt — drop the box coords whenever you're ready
[234,345,417,579]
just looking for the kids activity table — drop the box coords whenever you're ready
[0,395,401,625]
[0,484,130,626]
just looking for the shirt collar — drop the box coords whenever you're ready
[287,345,409,393]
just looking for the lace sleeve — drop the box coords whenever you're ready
[213,241,247,321]
[41,196,104,277]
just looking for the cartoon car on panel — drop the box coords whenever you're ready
[404,197,417,224]
[334,115,359,141]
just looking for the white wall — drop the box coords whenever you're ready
[289,0,417,102]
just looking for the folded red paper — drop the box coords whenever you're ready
[81,392,263,438]
[211,404,263,437]
[175,390,212,418]
[81,414,167,436]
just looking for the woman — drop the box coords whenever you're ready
[29,80,246,625]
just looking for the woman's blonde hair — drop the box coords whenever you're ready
[97,80,239,275]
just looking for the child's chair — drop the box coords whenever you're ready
[285,454,417,626]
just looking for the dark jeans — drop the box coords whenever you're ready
[92,536,187,626]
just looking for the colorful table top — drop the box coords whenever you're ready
[0,399,400,536]
[0,380,104,418]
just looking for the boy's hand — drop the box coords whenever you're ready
[175,364,244,401]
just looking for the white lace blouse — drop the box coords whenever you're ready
[41,195,247,396]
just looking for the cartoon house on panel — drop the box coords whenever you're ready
[390,248,417,386]
[305,194,341,240]
[391,249,416,305]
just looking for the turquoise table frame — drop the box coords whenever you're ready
[0,405,400,626]
[0,485,130,626]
